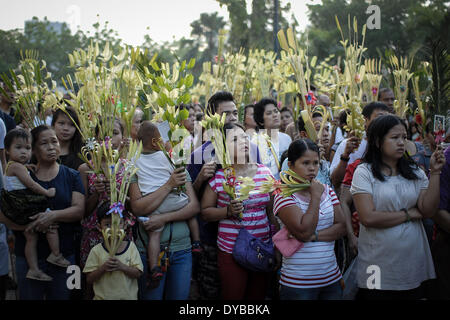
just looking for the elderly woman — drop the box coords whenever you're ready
[0,125,85,300]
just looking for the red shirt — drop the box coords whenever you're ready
[342,159,361,187]
[341,159,362,237]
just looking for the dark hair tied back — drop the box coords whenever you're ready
[363,114,418,181]
[287,138,320,164]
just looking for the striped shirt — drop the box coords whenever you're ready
[274,185,342,288]
[209,164,273,254]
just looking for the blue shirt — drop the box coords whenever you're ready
[0,224,8,276]
[14,165,85,259]
[439,146,450,212]
[0,109,16,133]
[409,141,429,172]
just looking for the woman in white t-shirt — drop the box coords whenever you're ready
[274,139,346,300]
[351,114,445,300]
[251,98,292,179]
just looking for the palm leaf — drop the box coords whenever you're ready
[429,39,450,114]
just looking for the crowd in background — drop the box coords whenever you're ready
[0,84,449,300]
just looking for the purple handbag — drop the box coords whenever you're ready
[232,227,275,273]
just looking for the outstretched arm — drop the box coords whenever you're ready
[417,148,446,218]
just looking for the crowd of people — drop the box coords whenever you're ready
[0,84,449,301]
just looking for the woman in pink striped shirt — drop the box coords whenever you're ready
[274,139,346,300]
[201,123,279,300]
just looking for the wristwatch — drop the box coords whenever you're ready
[340,155,350,162]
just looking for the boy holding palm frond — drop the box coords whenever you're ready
[83,202,143,300]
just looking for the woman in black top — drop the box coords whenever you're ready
[51,107,84,171]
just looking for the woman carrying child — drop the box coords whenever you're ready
[0,125,85,300]
[131,121,201,290]
[129,121,200,300]
[1,128,70,282]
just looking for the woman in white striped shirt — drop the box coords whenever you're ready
[201,123,279,300]
[274,139,346,300]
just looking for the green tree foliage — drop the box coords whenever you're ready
[306,0,449,62]
[190,12,226,60]
[187,12,226,75]
[217,0,294,51]
[217,0,250,49]
[0,16,128,85]
[1,1,447,114]
[305,0,449,117]
[0,29,25,73]
[0,17,83,84]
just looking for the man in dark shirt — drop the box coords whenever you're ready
[431,145,450,299]
[0,83,17,132]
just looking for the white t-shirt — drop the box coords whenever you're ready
[334,127,345,145]
[330,137,367,175]
[350,163,436,290]
[33,115,52,127]
[0,118,5,149]
[135,151,173,195]
[252,131,291,179]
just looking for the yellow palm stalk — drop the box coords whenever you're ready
[314,105,330,143]
[363,58,383,102]
[412,76,427,138]
[277,28,311,120]
[279,169,311,197]
[102,139,142,257]
[79,139,103,175]
[334,15,367,139]
[0,50,54,129]
[258,169,311,197]
[390,55,413,118]
[142,58,195,113]
[235,176,256,201]
[201,112,231,168]
[66,41,122,140]
[300,110,318,142]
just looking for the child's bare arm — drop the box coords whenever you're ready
[8,163,55,197]
[86,259,110,284]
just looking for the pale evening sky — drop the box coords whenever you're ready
[0,0,319,46]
